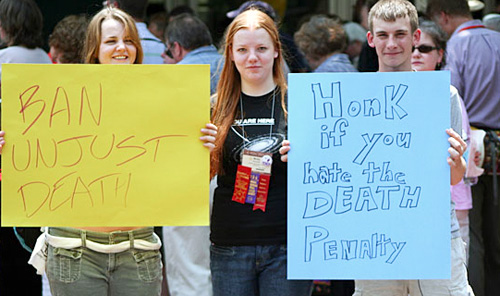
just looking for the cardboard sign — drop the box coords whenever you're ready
[287,71,451,279]
[1,64,210,227]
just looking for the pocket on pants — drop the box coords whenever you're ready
[210,244,235,256]
[133,249,162,282]
[47,246,83,283]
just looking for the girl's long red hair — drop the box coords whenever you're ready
[210,9,287,179]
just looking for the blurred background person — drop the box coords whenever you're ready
[353,0,379,72]
[410,20,447,72]
[294,15,357,72]
[352,0,370,30]
[168,5,195,21]
[162,13,222,95]
[427,1,500,294]
[148,11,168,42]
[48,14,88,64]
[411,19,473,261]
[483,13,500,31]
[0,0,51,294]
[0,0,51,96]
[160,5,197,66]
[343,21,367,69]
[108,0,165,64]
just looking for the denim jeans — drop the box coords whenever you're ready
[46,227,162,296]
[210,244,313,296]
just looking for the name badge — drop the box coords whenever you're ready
[241,150,273,174]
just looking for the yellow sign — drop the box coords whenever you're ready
[1,64,210,226]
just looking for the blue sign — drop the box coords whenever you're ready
[287,72,451,279]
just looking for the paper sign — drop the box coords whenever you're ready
[1,64,210,227]
[287,72,451,279]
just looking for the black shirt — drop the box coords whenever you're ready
[210,88,288,246]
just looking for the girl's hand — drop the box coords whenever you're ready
[200,123,217,152]
[279,140,290,162]
[0,130,5,154]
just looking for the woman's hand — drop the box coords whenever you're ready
[474,150,481,167]
[0,131,5,154]
[200,123,217,152]
[447,128,467,185]
[279,140,290,162]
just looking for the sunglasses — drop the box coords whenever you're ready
[412,45,439,53]
[164,46,173,59]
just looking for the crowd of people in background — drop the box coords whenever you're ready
[0,0,499,296]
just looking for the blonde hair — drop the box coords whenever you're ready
[210,9,286,178]
[83,7,143,64]
[368,0,419,33]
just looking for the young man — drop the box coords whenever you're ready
[353,0,473,295]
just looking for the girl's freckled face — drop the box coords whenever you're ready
[231,28,278,86]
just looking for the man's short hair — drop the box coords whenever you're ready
[49,14,88,63]
[165,13,212,51]
[426,0,472,19]
[294,15,347,61]
[113,0,148,20]
[368,0,419,33]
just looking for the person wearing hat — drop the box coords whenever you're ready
[427,1,500,295]
[483,13,500,31]
[227,1,311,73]
[468,0,485,12]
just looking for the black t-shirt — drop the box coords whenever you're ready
[210,88,288,246]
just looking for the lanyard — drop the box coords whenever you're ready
[458,24,486,33]
[232,90,277,212]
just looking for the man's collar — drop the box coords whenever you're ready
[451,19,483,38]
